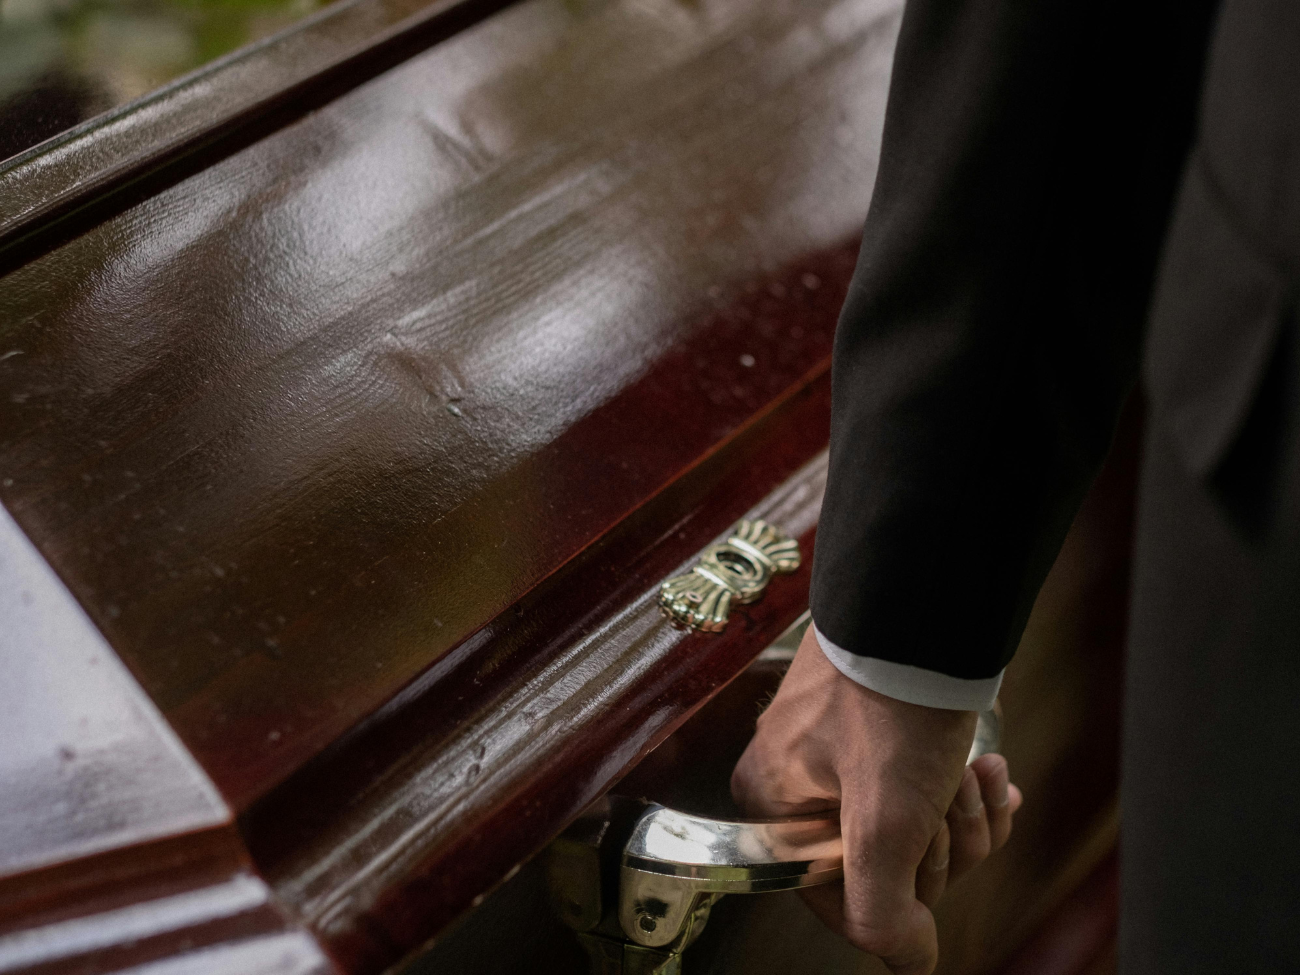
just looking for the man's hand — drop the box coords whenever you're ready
[731,626,1022,975]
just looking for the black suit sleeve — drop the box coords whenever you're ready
[810,0,1218,679]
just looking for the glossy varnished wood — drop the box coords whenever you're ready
[257,440,830,972]
[0,504,336,975]
[606,410,1136,975]
[0,0,899,810]
[404,403,1139,975]
[1,0,901,965]
[0,504,225,897]
[0,0,519,262]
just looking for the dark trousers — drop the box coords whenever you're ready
[1123,321,1300,972]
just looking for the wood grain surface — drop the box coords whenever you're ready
[0,0,520,262]
[256,445,831,971]
[0,0,1138,963]
[0,0,900,813]
[0,0,905,965]
[404,403,1139,975]
[0,503,337,975]
[0,505,225,884]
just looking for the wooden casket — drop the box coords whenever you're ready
[0,0,1130,970]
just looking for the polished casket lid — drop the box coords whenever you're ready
[0,0,901,967]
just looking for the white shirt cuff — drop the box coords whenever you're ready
[814,623,1003,711]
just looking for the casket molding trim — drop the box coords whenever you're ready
[258,444,828,973]
[0,0,521,270]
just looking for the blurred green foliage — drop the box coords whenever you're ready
[0,0,327,154]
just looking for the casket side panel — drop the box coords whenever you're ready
[0,0,901,811]
[0,504,338,975]
[0,0,914,967]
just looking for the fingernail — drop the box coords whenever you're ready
[929,827,950,872]
[956,768,983,817]
[986,761,1010,809]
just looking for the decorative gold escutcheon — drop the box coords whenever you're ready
[658,519,801,632]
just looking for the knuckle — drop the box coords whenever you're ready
[729,756,766,806]
[951,829,991,866]
[842,918,936,974]
[731,744,824,814]
[986,814,1010,847]
[730,754,772,805]
[733,738,775,780]
[728,767,752,803]
[969,752,1004,777]
[842,919,908,958]
[841,885,917,957]
[863,803,938,855]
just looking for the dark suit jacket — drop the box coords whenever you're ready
[814,0,1300,968]
[812,0,1219,679]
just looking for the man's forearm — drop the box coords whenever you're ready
[811,0,1211,690]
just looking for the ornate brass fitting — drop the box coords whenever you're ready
[658,519,800,632]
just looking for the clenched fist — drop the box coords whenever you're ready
[731,625,1022,975]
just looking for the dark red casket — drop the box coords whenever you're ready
[0,0,1127,970]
